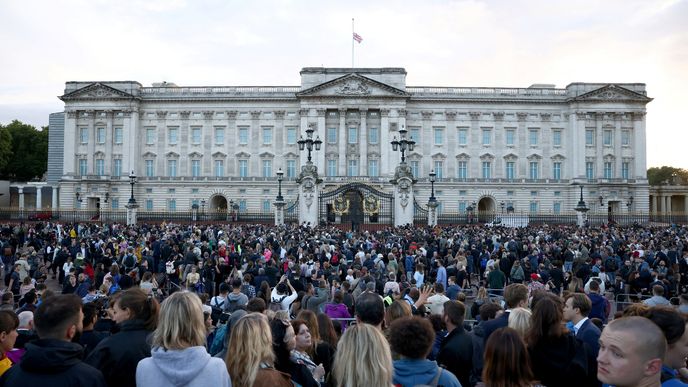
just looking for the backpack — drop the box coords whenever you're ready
[605,258,618,272]
[210,298,226,325]
[226,298,240,313]
[124,254,136,270]
[209,324,228,356]
[269,295,287,312]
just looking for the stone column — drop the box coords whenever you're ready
[633,112,647,179]
[36,187,42,209]
[299,109,310,169]
[126,202,139,226]
[64,110,77,176]
[595,112,604,180]
[338,109,347,175]
[684,195,688,215]
[18,187,25,210]
[571,112,586,179]
[316,109,326,172]
[52,186,58,209]
[667,195,673,213]
[380,108,391,177]
[359,108,368,172]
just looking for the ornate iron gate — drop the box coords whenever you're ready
[413,199,429,225]
[320,183,394,229]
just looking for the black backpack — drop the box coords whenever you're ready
[269,295,287,312]
[210,298,225,325]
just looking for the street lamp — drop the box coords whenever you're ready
[276,168,284,202]
[297,123,322,164]
[599,195,604,207]
[75,192,83,203]
[626,196,634,209]
[500,201,505,213]
[573,184,588,212]
[128,171,137,205]
[428,169,437,203]
[390,125,415,164]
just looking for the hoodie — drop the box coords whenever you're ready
[0,339,106,387]
[324,303,351,327]
[393,358,461,387]
[136,346,231,387]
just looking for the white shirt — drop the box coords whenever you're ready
[573,317,589,335]
[426,294,450,315]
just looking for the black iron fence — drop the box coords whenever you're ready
[0,208,275,225]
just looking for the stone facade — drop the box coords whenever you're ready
[52,67,652,218]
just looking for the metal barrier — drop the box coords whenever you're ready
[615,293,652,311]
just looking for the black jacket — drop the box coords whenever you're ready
[529,334,600,387]
[85,319,152,387]
[437,325,473,387]
[0,339,106,387]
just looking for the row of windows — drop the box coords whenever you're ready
[79,127,124,144]
[585,129,632,147]
[78,157,631,180]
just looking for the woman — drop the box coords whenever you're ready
[478,327,539,387]
[471,287,489,319]
[139,272,156,295]
[324,291,351,329]
[510,260,525,284]
[0,310,18,377]
[385,300,412,327]
[296,310,336,377]
[525,293,597,387]
[333,323,394,387]
[86,288,160,387]
[507,307,532,338]
[290,319,326,384]
[389,316,461,387]
[316,313,339,349]
[270,317,319,387]
[185,265,201,292]
[227,313,293,387]
[136,291,230,387]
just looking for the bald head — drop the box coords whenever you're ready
[606,317,666,361]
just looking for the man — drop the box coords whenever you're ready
[436,259,447,290]
[426,283,450,316]
[564,293,601,355]
[487,263,506,293]
[446,276,461,301]
[226,278,249,312]
[269,275,297,312]
[304,279,329,313]
[0,294,106,386]
[483,283,528,343]
[587,280,610,324]
[355,291,385,330]
[14,311,38,350]
[437,300,473,387]
[79,302,108,358]
[597,316,665,387]
[642,284,671,307]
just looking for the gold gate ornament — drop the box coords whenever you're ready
[333,196,350,216]
[363,196,380,215]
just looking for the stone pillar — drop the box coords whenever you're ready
[576,209,589,227]
[316,110,326,172]
[52,186,58,209]
[359,109,368,171]
[427,200,438,227]
[380,109,390,177]
[338,109,347,175]
[18,187,25,210]
[659,195,665,213]
[274,200,286,226]
[633,112,647,179]
[391,164,415,226]
[64,111,77,176]
[667,195,673,213]
[297,164,320,227]
[571,112,586,179]
[126,202,139,226]
[684,195,688,215]
[36,187,42,209]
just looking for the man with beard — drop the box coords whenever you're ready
[0,294,106,386]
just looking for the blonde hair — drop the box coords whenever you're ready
[508,307,532,338]
[152,291,206,350]
[333,323,393,387]
[226,313,275,387]
[385,300,412,327]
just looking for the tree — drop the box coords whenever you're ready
[647,166,688,186]
[0,125,12,172]
[0,120,48,181]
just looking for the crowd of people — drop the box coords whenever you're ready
[0,220,686,386]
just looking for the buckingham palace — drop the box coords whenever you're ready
[44,67,651,225]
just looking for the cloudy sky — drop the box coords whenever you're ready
[1,0,686,168]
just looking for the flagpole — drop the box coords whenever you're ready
[351,18,354,68]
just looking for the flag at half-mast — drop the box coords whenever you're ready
[353,32,363,43]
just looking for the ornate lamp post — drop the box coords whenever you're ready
[428,170,437,203]
[126,170,139,226]
[626,195,633,209]
[297,123,322,164]
[128,171,137,206]
[390,125,415,164]
[427,170,438,226]
[500,201,505,213]
[276,168,284,202]
[573,183,589,227]
[275,168,286,225]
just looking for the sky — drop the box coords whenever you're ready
[1,0,686,169]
